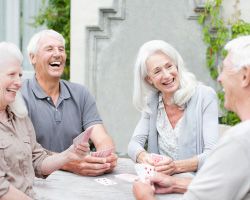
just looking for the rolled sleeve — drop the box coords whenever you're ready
[25,117,49,178]
[0,170,10,197]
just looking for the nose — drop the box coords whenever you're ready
[52,48,60,57]
[162,68,171,77]
[14,76,22,88]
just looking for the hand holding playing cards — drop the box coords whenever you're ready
[133,179,156,200]
[66,142,90,162]
[149,172,190,194]
[151,154,176,175]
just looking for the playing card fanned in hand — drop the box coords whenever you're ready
[91,146,115,157]
[73,126,93,145]
[134,163,155,182]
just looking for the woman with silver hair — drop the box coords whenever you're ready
[128,40,219,174]
[0,42,89,199]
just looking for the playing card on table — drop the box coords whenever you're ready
[91,146,115,157]
[73,126,93,145]
[150,153,164,164]
[134,163,155,182]
[94,178,117,186]
[114,173,138,183]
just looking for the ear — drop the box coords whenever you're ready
[145,75,153,85]
[241,66,250,88]
[29,53,36,65]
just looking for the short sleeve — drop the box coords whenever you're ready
[81,88,103,130]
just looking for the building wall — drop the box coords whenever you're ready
[71,0,217,154]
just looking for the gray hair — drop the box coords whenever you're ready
[0,42,28,118]
[224,35,250,69]
[27,29,65,64]
[0,42,23,64]
[133,40,198,112]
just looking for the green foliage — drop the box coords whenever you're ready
[33,0,70,80]
[198,0,250,125]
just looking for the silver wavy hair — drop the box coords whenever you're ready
[27,29,65,64]
[224,35,250,69]
[133,40,198,112]
[0,42,28,118]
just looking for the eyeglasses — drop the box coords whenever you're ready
[148,65,177,78]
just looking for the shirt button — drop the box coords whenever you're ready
[47,97,50,101]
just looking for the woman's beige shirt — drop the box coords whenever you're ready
[0,107,48,198]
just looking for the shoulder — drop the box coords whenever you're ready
[21,79,32,95]
[196,84,216,97]
[61,80,91,96]
[192,84,217,103]
[223,121,250,145]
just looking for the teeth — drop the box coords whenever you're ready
[50,61,60,65]
[7,89,17,92]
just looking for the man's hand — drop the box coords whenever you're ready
[133,180,156,200]
[104,153,118,174]
[150,173,190,194]
[61,153,118,176]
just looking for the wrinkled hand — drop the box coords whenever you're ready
[104,153,118,174]
[63,153,118,176]
[67,143,90,161]
[154,157,176,175]
[149,173,175,194]
[133,179,155,200]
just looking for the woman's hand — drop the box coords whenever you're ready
[148,154,176,175]
[154,157,176,175]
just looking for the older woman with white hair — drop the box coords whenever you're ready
[0,42,89,199]
[128,40,219,175]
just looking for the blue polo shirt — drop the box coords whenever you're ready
[21,76,103,152]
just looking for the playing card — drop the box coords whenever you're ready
[114,173,138,183]
[134,164,155,182]
[150,153,164,164]
[94,178,117,186]
[91,146,115,157]
[73,126,93,145]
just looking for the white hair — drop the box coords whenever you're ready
[133,40,198,112]
[0,42,23,64]
[224,35,250,69]
[27,29,65,64]
[0,42,28,118]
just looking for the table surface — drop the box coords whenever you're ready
[34,158,184,200]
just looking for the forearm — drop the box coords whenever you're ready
[1,185,32,200]
[136,150,148,163]
[90,124,115,150]
[171,177,192,193]
[174,157,198,173]
[41,151,69,175]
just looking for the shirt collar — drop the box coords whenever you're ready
[31,75,71,100]
[158,93,165,109]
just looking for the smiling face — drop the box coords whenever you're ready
[0,59,22,109]
[30,35,66,81]
[146,51,180,98]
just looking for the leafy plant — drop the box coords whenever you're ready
[33,0,70,80]
[198,0,250,125]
